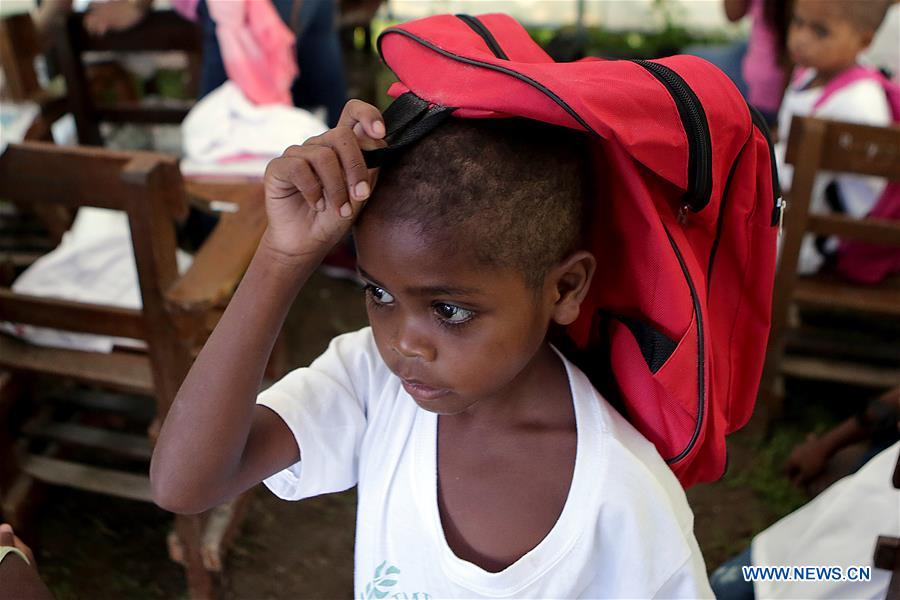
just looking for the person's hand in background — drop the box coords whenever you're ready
[83,0,151,36]
[0,523,53,600]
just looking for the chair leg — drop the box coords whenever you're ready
[174,513,222,600]
[0,372,45,531]
[169,493,250,599]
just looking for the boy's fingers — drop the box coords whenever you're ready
[302,145,350,211]
[265,156,322,211]
[337,99,385,140]
[307,127,372,202]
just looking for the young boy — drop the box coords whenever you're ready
[776,0,893,274]
[150,100,713,598]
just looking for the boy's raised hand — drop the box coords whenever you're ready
[262,100,386,265]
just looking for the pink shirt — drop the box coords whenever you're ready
[741,0,786,113]
[173,0,297,106]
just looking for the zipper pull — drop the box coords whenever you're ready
[776,197,786,239]
[678,204,690,225]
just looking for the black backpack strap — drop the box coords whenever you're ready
[362,92,455,168]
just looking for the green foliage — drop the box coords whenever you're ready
[526,24,731,60]
[154,69,191,100]
[727,428,810,520]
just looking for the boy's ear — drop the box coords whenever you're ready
[547,250,596,326]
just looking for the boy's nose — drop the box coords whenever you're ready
[391,323,436,362]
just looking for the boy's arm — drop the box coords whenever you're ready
[150,100,385,515]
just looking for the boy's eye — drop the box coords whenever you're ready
[365,285,394,305]
[433,303,474,324]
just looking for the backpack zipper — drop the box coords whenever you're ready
[746,103,784,227]
[663,225,705,465]
[376,28,597,134]
[456,14,509,60]
[632,60,713,218]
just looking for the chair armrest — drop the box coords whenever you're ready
[807,213,900,247]
[165,181,266,311]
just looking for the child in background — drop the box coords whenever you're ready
[776,0,893,274]
[725,0,793,127]
[150,100,713,598]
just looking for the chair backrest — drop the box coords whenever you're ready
[53,10,201,145]
[772,117,900,337]
[0,141,194,406]
[0,142,188,338]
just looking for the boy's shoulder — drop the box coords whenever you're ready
[564,356,695,531]
[568,377,708,597]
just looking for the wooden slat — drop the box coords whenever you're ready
[807,213,900,246]
[786,327,900,363]
[0,289,146,339]
[781,355,900,388]
[22,422,152,460]
[67,11,201,53]
[786,117,900,180]
[97,104,192,125]
[794,276,900,316]
[48,388,155,421]
[0,142,175,210]
[20,454,153,502]
[167,181,266,310]
[0,334,154,395]
[0,251,45,268]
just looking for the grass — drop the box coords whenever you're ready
[726,428,810,519]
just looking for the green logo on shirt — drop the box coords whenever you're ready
[363,561,400,599]
[361,561,431,600]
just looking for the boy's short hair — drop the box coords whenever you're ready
[828,0,892,33]
[362,117,590,288]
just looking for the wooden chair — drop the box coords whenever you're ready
[0,142,266,598]
[53,10,201,146]
[760,116,900,421]
[0,12,67,142]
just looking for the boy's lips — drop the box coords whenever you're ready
[401,378,451,402]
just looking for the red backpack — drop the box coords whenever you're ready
[363,14,780,487]
[810,65,900,284]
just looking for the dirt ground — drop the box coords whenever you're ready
[29,269,843,599]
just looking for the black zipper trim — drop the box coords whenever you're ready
[632,60,713,214]
[455,14,509,60]
[706,135,747,286]
[663,225,705,464]
[376,28,597,136]
[746,103,783,226]
[708,103,780,290]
